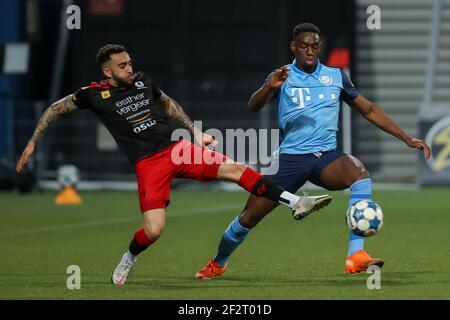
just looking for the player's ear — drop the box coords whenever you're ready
[102,66,112,79]
[289,41,296,54]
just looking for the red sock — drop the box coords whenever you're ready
[134,227,154,246]
[129,227,155,255]
[238,167,262,192]
[238,167,284,202]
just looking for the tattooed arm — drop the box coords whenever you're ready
[16,94,78,172]
[158,91,217,148]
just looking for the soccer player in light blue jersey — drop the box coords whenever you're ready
[195,23,431,278]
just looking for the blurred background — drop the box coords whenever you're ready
[0,0,449,193]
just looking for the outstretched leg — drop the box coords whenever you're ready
[217,163,300,208]
[217,162,331,218]
[176,141,331,215]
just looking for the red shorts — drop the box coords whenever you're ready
[134,139,230,212]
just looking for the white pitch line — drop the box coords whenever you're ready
[0,203,243,237]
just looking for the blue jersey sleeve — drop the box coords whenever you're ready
[340,69,359,105]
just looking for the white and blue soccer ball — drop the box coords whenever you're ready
[57,165,80,188]
[346,200,383,237]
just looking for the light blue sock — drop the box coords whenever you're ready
[214,216,252,266]
[348,178,372,256]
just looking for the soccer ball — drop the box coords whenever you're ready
[57,165,80,188]
[346,200,383,237]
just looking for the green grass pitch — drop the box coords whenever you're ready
[0,188,449,299]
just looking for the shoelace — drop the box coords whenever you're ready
[119,259,134,273]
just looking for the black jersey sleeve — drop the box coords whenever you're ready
[137,71,162,100]
[150,79,162,100]
[72,87,91,109]
[340,69,360,105]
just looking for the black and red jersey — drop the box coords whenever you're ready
[72,72,177,163]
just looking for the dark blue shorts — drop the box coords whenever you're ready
[264,150,346,193]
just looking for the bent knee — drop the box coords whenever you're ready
[357,167,370,180]
[351,167,370,185]
[143,224,164,241]
[238,210,258,228]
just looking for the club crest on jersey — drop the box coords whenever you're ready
[101,90,111,99]
[135,81,147,89]
[319,75,333,86]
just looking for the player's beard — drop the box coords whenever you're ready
[112,74,134,87]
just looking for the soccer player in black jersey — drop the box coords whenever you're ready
[16,44,331,285]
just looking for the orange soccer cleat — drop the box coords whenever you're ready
[195,259,227,280]
[345,249,384,274]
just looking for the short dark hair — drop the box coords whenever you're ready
[293,23,321,39]
[96,44,127,66]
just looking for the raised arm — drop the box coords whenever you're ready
[351,94,431,159]
[157,91,216,148]
[16,94,78,172]
[248,65,290,112]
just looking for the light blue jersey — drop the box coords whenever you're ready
[272,60,359,154]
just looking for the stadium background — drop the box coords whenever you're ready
[2,0,448,187]
[0,0,450,300]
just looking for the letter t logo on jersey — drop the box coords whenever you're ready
[290,88,311,109]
